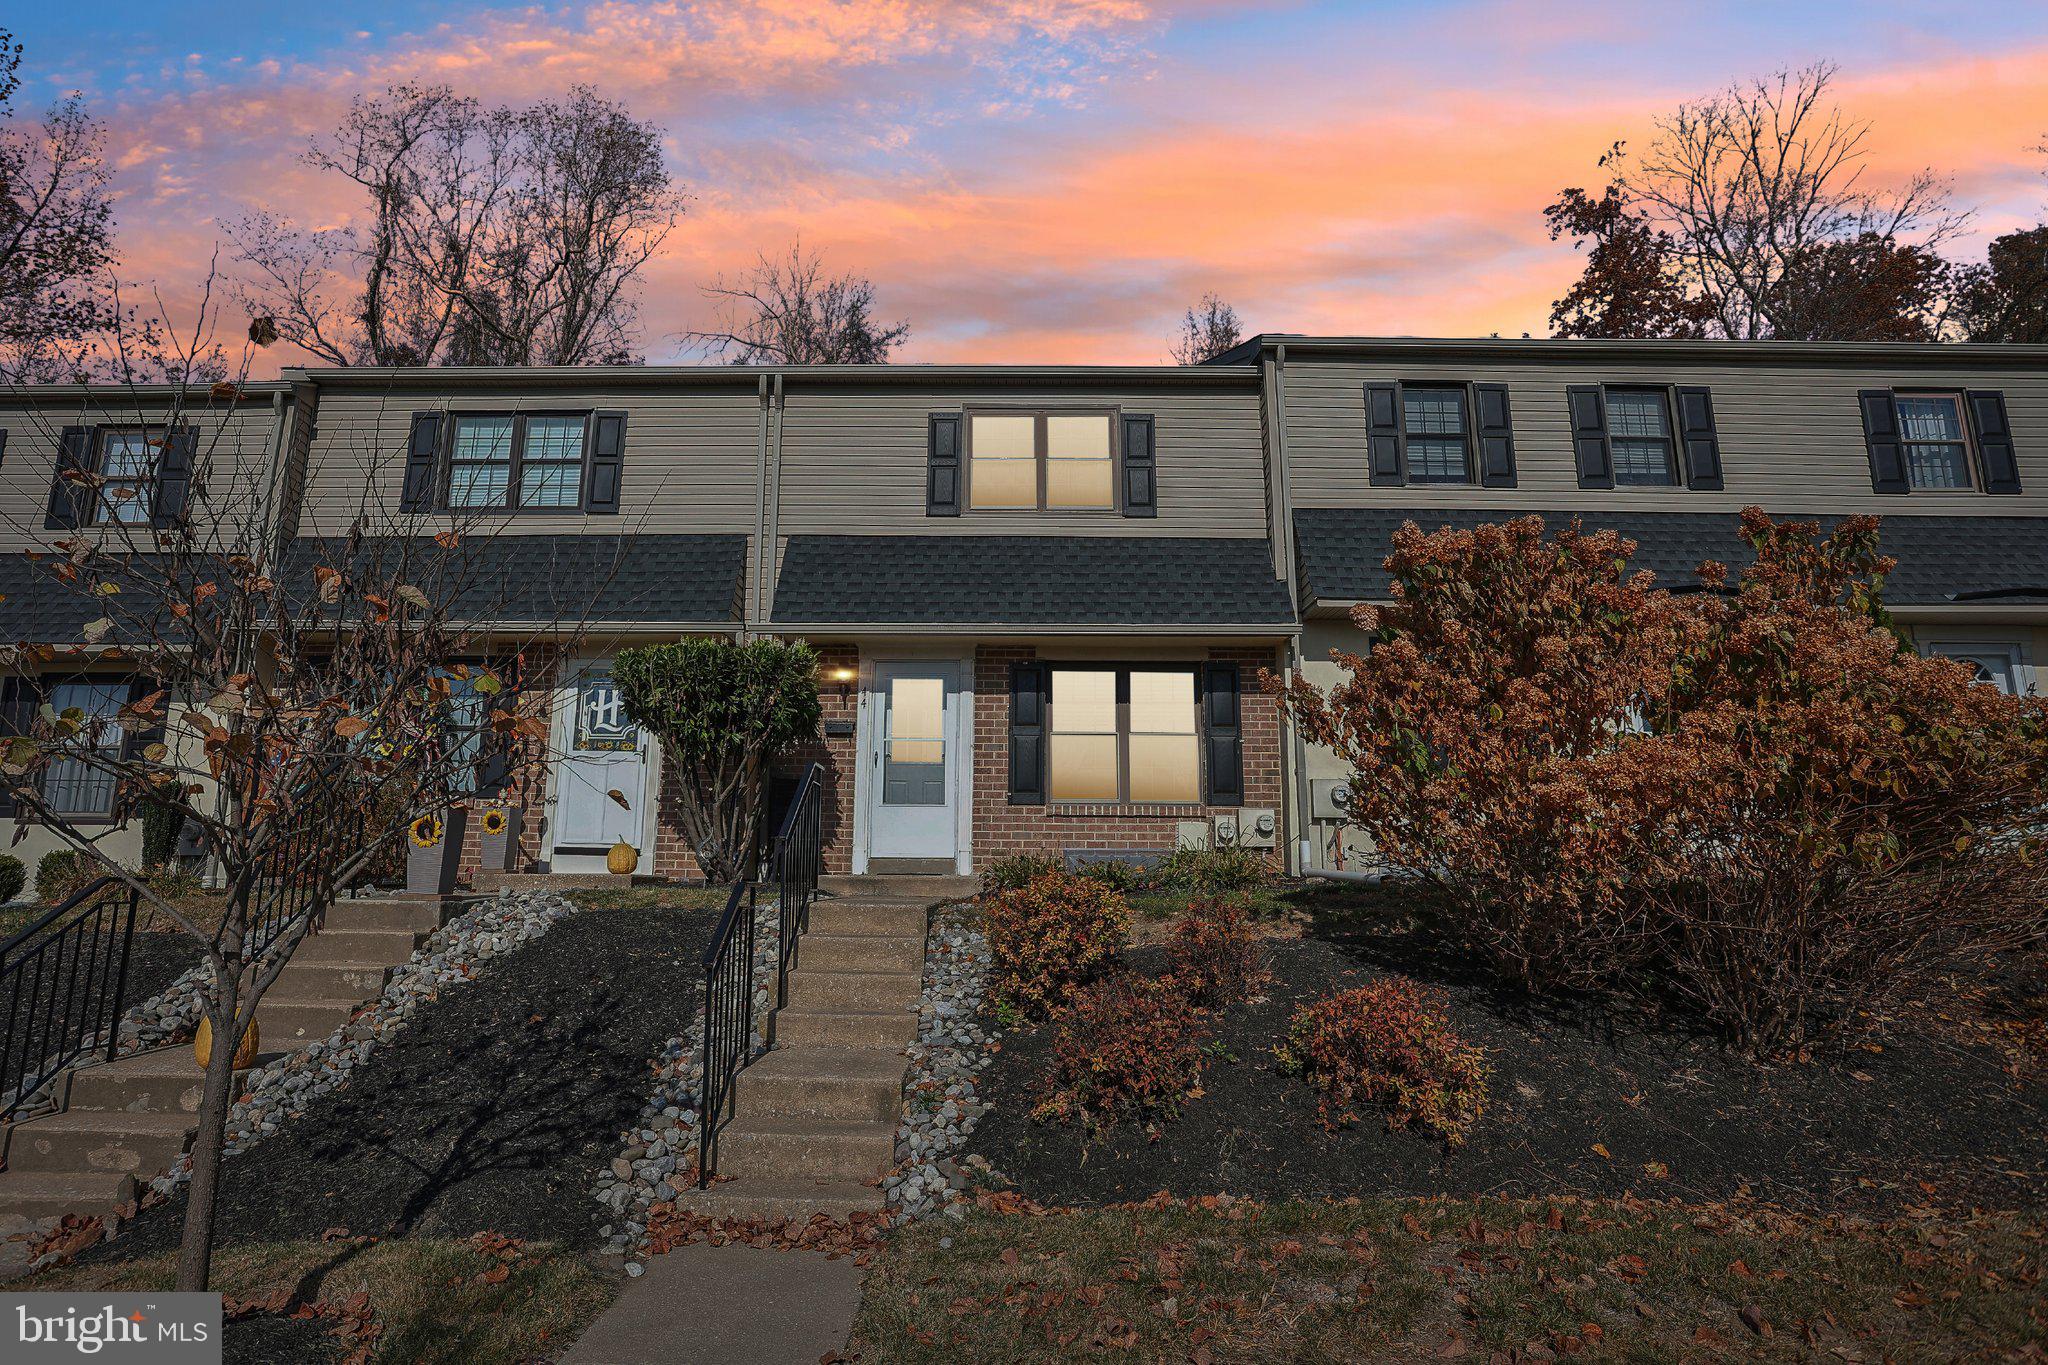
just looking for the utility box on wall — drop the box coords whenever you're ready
[1310,779,1353,822]
[1238,808,1278,849]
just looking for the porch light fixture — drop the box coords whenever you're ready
[830,666,856,702]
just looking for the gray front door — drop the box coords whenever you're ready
[868,662,960,864]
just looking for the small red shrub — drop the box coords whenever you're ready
[1033,973,1210,1132]
[982,871,1131,1019]
[1167,894,1268,1007]
[1276,977,1488,1146]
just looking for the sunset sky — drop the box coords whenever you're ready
[12,1,2048,370]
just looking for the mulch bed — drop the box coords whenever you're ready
[964,896,2048,1217]
[90,904,714,1260]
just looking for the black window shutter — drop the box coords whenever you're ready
[1566,386,1613,489]
[1200,661,1243,806]
[1120,413,1157,517]
[151,426,198,526]
[475,663,522,795]
[1856,390,1909,493]
[1007,661,1046,804]
[1965,391,2021,494]
[585,411,627,513]
[400,412,444,513]
[927,414,962,516]
[46,426,96,529]
[0,676,33,816]
[1365,383,1405,486]
[1674,386,1723,491]
[1473,383,1517,487]
[0,429,9,467]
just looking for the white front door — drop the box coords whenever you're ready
[867,661,961,867]
[550,664,650,861]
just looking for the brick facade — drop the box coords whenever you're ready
[969,643,1285,870]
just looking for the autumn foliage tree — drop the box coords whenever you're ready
[1280,510,2048,1051]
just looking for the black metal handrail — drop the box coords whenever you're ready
[695,762,826,1187]
[1,877,140,1121]
[695,879,757,1187]
[247,769,371,962]
[771,764,825,1010]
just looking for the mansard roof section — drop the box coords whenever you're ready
[772,534,1294,632]
[1294,507,2048,608]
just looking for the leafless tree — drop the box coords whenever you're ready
[1169,292,1243,364]
[231,83,683,366]
[688,240,909,364]
[0,289,614,1289]
[1612,64,1968,340]
[0,29,118,383]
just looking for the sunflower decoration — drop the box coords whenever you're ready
[408,813,444,848]
[480,807,509,837]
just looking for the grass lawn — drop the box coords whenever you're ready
[26,1235,614,1364]
[563,882,731,913]
[852,1197,2047,1361]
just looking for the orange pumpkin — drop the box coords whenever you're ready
[193,1015,260,1071]
[607,840,639,876]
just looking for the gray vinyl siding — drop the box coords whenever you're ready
[0,393,285,553]
[1284,355,2048,518]
[774,383,1270,547]
[293,380,762,539]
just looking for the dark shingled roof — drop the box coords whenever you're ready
[1294,508,2048,607]
[772,535,1294,627]
[284,534,747,625]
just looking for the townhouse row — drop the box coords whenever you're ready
[3,335,2045,880]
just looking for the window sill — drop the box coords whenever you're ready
[1047,802,1205,819]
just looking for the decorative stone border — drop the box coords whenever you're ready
[594,897,779,1271]
[887,902,1002,1221]
[148,889,579,1196]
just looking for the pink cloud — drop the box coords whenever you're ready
[75,2,2048,371]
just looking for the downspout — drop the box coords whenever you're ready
[764,372,786,638]
[1265,343,1316,876]
[749,374,771,638]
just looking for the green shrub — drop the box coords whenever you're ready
[1033,973,1210,1132]
[1276,977,1488,1147]
[1167,894,1267,1007]
[1075,859,1142,893]
[0,854,24,903]
[615,638,821,883]
[1149,845,1271,895]
[140,797,187,869]
[34,849,87,903]
[982,871,1131,1020]
[978,853,1061,896]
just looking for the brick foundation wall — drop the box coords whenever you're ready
[970,643,1284,871]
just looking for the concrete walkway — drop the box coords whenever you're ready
[563,1241,862,1365]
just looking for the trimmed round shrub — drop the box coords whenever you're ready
[0,854,25,904]
[983,871,1131,1020]
[34,849,87,903]
[1275,977,1488,1147]
[1033,973,1210,1132]
[1167,894,1267,1007]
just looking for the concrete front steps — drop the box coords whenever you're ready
[680,880,962,1222]
[0,895,458,1233]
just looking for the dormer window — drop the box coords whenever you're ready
[1604,389,1679,487]
[1400,387,1472,484]
[1894,393,1972,490]
[94,430,159,524]
[446,413,591,511]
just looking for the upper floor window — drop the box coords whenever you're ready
[1895,393,1972,490]
[1401,387,1471,484]
[967,410,1115,511]
[94,430,158,524]
[1367,381,1518,489]
[1604,389,1679,487]
[1925,640,2029,696]
[446,413,589,512]
[1858,388,2020,496]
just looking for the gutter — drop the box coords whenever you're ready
[749,374,771,635]
[764,371,786,633]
